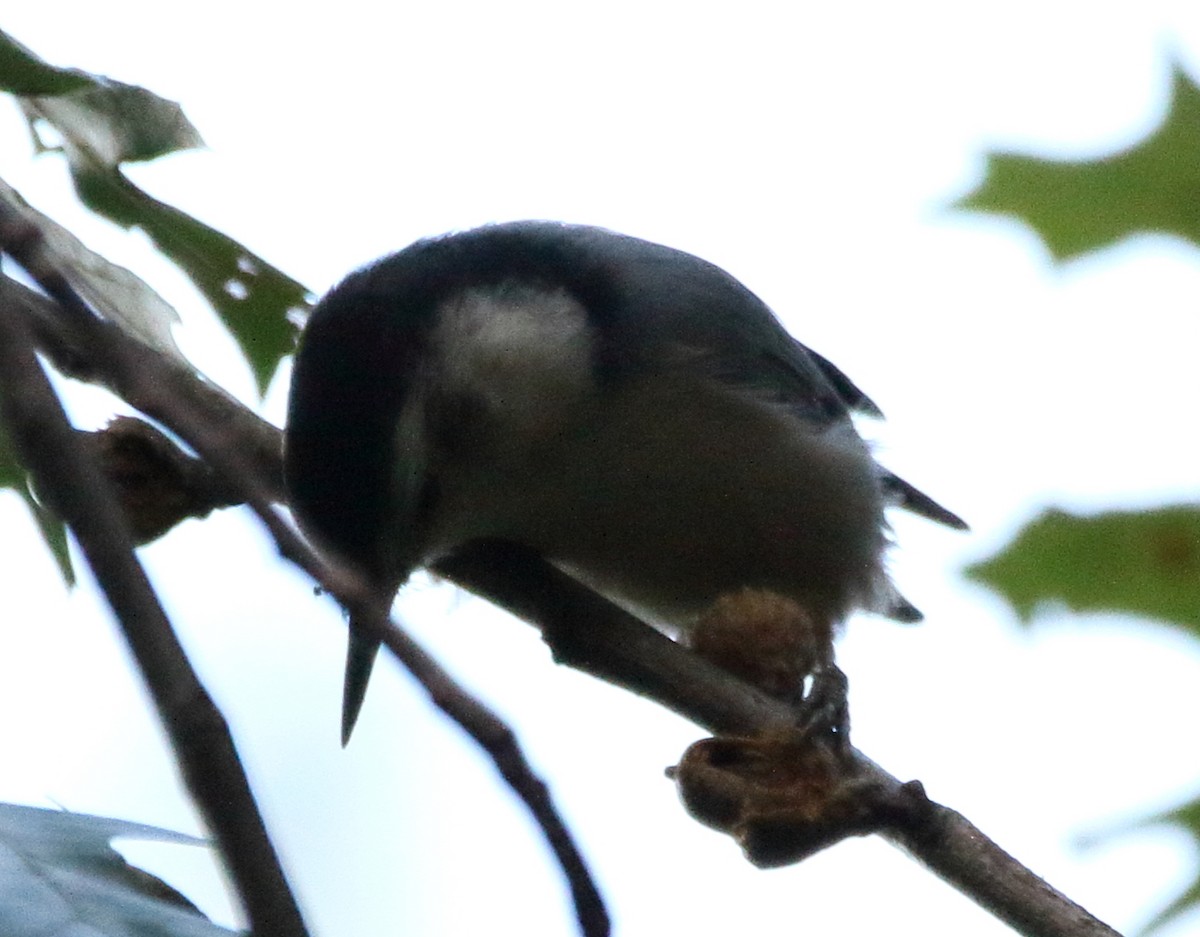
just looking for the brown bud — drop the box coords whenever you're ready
[86,416,234,544]
[671,733,929,867]
[687,589,833,700]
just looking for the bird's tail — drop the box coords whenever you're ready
[881,471,969,531]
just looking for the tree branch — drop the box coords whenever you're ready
[5,217,1122,937]
[439,543,1122,937]
[0,269,310,935]
[1,216,610,937]
[0,271,284,496]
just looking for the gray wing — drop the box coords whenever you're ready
[571,225,967,531]
[575,227,862,425]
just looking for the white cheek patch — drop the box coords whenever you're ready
[433,284,596,441]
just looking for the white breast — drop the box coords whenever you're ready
[431,284,597,448]
[416,286,889,633]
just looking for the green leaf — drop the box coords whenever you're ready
[1081,797,1200,935]
[1,173,190,585]
[954,64,1200,260]
[0,29,94,96]
[16,60,307,394]
[70,165,308,392]
[0,415,73,586]
[19,487,75,586]
[965,506,1200,632]
[0,802,240,936]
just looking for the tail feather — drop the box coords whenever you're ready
[885,592,924,624]
[881,472,969,531]
[875,578,925,624]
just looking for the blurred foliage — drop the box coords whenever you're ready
[0,414,72,584]
[0,802,236,936]
[0,30,91,95]
[956,64,1200,260]
[966,507,1200,632]
[1120,798,1200,935]
[959,61,1200,934]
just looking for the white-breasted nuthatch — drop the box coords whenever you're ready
[284,221,966,743]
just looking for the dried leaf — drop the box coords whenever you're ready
[0,176,184,361]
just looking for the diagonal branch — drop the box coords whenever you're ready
[2,269,284,494]
[7,217,1121,937]
[0,267,310,934]
[0,213,610,937]
[437,543,1122,937]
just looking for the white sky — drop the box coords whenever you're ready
[3,3,1200,935]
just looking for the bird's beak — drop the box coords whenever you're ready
[341,620,381,746]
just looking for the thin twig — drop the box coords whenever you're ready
[8,215,1122,937]
[143,438,614,937]
[0,273,310,934]
[375,615,611,936]
[438,543,1122,937]
[145,448,613,937]
[1,213,610,937]
[0,271,284,495]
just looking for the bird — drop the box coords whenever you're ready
[283,220,966,744]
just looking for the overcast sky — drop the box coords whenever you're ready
[3,3,1200,936]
